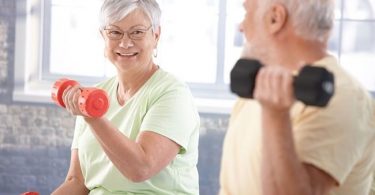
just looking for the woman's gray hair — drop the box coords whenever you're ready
[259,0,335,42]
[99,0,161,31]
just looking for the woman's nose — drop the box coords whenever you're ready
[118,36,134,48]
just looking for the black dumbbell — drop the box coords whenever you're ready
[230,58,335,107]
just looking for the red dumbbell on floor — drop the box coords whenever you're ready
[51,78,109,118]
[20,192,39,195]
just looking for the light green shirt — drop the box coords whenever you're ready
[72,69,200,195]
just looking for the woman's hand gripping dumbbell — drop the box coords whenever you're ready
[230,58,335,107]
[51,78,109,118]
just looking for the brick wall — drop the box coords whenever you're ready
[0,1,229,194]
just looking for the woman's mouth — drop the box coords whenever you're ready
[116,52,139,58]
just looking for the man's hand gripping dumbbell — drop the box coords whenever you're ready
[51,78,109,118]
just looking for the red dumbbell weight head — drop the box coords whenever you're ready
[79,88,109,118]
[20,192,40,195]
[51,78,79,107]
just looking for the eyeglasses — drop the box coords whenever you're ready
[103,25,152,41]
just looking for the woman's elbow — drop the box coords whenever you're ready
[126,167,153,183]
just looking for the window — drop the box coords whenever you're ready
[14,0,374,113]
[47,0,113,78]
[336,0,375,91]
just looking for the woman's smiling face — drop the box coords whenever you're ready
[102,8,160,73]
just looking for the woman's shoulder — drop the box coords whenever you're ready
[141,69,195,105]
[148,68,190,91]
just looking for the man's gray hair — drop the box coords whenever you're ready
[260,0,335,42]
[100,0,161,31]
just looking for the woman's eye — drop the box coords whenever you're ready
[131,30,145,35]
[109,30,122,35]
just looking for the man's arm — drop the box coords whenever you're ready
[51,149,89,195]
[254,66,336,195]
[261,110,336,195]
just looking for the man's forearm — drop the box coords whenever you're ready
[261,109,311,195]
[261,142,278,195]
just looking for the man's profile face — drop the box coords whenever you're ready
[240,0,269,60]
[240,0,258,42]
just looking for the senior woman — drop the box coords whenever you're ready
[51,0,200,194]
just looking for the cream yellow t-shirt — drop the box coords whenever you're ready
[219,56,375,195]
[72,69,200,195]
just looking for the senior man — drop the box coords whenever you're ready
[219,0,375,195]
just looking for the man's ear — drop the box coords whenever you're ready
[265,4,288,35]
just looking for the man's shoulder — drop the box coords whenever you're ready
[314,55,371,105]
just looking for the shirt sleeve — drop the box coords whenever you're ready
[293,88,371,185]
[140,84,199,154]
[71,116,86,149]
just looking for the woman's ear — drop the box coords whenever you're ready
[154,26,161,48]
[265,4,288,35]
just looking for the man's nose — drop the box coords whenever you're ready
[239,22,244,33]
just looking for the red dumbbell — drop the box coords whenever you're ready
[51,78,109,118]
[20,192,39,195]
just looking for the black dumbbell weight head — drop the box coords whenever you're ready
[230,58,262,98]
[294,66,334,107]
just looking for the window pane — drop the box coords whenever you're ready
[340,21,375,91]
[224,0,244,84]
[157,0,219,83]
[343,0,375,20]
[335,0,343,19]
[49,0,115,77]
[327,21,341,57]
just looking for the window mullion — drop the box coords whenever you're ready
[41,0,52,81]
[216,0,227,85]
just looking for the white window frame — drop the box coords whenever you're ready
[14,0,236,113]
[14,0,51,103]
[14,0,374,114]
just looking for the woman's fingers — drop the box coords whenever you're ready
[72,87,82,114]
[62,85,82,115]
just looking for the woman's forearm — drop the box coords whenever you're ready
[83,117,155,182]
[51,177,89,195]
